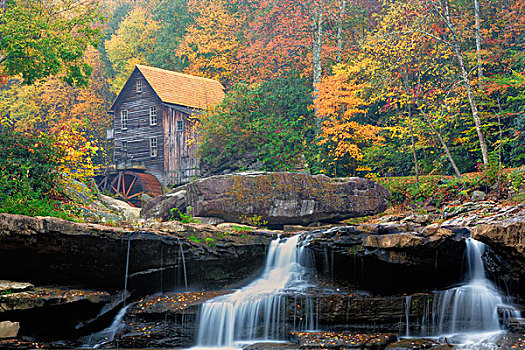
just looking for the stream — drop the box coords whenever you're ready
[88,233,522,349]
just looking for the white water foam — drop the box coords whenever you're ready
[407,238,520,347]
[195,234,313,349]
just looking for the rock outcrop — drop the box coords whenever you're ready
[472,214,525,294]
[103,291,229,348]
[104,290,434,348]
[0,321,19,339]
[0,214,271,293]
[0,282,116,340]
[143,172,391,226]
[290,332,397,349]
[304,224,467,294]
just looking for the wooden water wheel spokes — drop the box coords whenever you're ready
[111,172,143,206]
[109,171,163,207]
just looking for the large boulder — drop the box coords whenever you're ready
[144,172,390,226]
[141,189,187,221]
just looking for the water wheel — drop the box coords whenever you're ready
[109,171,163,206]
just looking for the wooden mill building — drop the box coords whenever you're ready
[108,65,225,186]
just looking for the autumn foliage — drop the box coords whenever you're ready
[1,0,525,188]
[315,64,383,174]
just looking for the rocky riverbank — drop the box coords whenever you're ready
[0,213,272,293]
[1,196,525,349]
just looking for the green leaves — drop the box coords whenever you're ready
[0,0,103,86]
[198,74,315,172]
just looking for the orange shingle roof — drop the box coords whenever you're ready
[136,65,225,110]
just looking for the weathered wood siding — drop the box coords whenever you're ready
[113,70,166,184]
[163,106,200,185]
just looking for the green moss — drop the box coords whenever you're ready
[188,235,201,243]
[231,225,255,232]
[227,173,343,211]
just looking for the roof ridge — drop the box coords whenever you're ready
[136,64,223,85]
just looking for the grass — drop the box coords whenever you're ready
[372,167,525,208]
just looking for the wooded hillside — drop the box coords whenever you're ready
[1,0,524,180]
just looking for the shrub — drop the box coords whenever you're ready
[198,75,315,173]
[240,214,267,228]
[0,129,81,220]
[0,129,62,195]
[169,206,201,223]
[377,175,472,207]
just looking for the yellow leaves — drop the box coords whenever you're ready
[53,120,99,184]
[315,64,383,165]
[0,47,111,156]
[177,0,243,87]
[106,7,161,93]
[384,125,409,139]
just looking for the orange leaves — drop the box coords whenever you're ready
[315,66,367,120]
[237,0,313,82]
[315,65,383,163]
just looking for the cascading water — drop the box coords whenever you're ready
[407,238,520,347]
[179,240,188,291]
[123,235,131,303]
[85,305,130,348]
[431,238,520,335]
[195,234,314,349]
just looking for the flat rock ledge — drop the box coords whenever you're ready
[0,213,272,293]
[304,223,467,294]
[0,321,19,339]
[0,281,114,341]
[107,289,435,348]
[471,214,525,292]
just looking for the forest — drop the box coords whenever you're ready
[0,0,524,215]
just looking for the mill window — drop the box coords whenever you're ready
[121,110,128,130]
[176,120,184,132]
[136,79,142,93]
[150,106,157,125]
[150,137,157,157]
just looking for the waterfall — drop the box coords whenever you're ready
[123,235,131,303]
[402,238,521,347]
[178,239,188,291]
[85,305,130,348]
[431,238,520,335]
[195,234,313,348]
[404,295,411,337]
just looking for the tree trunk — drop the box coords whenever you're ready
[409,108,420,184]
[420,111,462,178]
[497,98,503,195]
[336,0,346,63]
[453,41,489,167]
[474,0,483,89]
[432,0,489,166]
